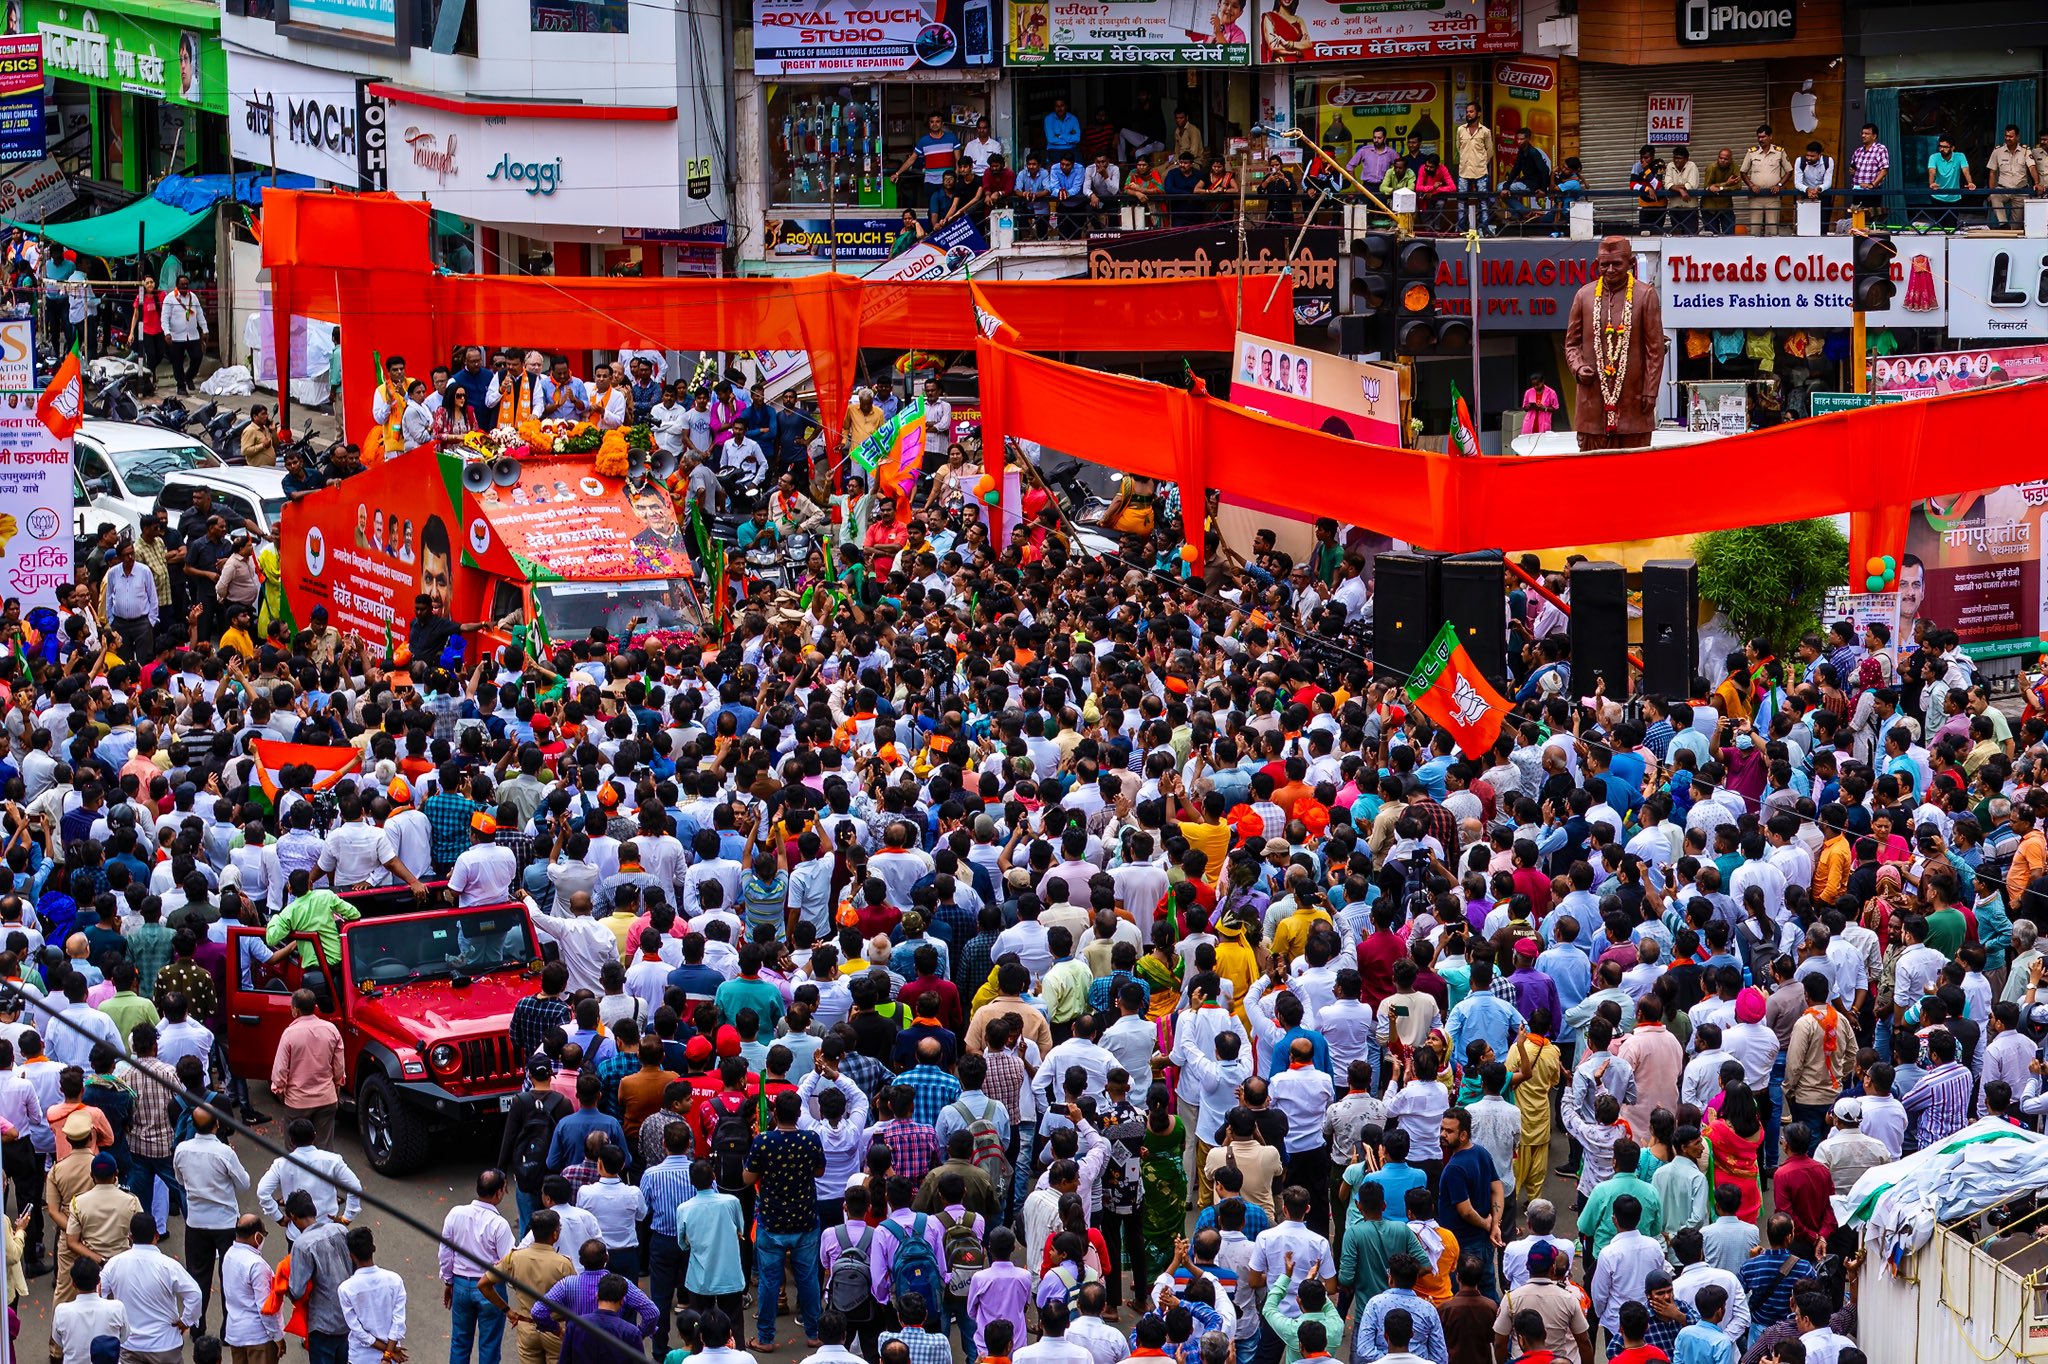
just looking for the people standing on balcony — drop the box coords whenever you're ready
[1794,142,1835,229]
[897,113,961,221]
[1043,98,1081,161]
[1172,108,1206,166]
[1926,133,1973,230]
[1703,149,1742,235]
[1850,123,1891,219]
[963,118,1003,177]
[1085,154,1123,229]
[1739,125,1791,236]
[1632,147,1667,234]
[1349,127,1401,189]
[1079,108,1118,164]
[1014,154,1054,237]
[1985,124,2038,229]
[1664,146,1700,233]
[1455,102,1495,235]
[1415,152,1458,233]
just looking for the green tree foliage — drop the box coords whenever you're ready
[1692,519,1849,655]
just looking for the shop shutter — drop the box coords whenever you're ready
[1576,64,1769,196]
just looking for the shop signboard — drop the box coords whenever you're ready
[1678,0,1796,47]
[764,215,902,263]
[0,36,44,165]
[24,0,225,114]
[1488,57,1555,182]
[382,105,693,231]
[0,156,72,219]
[1006,0,1248,66]
[1254,0,1516,64]
[1087,224,1339,332]
[1659,235,1945,328]
[228,49,365,185]
[0,400,71,610]
[1870,343,2048,400]
[1903,488,2048,658]
[1300,71,1444,164]
[1647,92,1690,145]
[274,0,398,48]
[1808,391,1901,417]
[1944,239,2048,340]
[755,0,994,75]
[1429,239,1647,332]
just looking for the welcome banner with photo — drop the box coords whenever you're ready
[1902,488,2048,656]
[1231,330,1400,443]
[0,400,70,610]
[1871,344,2048,400]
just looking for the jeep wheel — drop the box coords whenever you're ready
[357,1073,430,1175]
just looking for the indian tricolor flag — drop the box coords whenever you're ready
[1404,621,1512,759]
[850,395,926,524]
[249,739,363,801]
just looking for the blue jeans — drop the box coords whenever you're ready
[754,1225,821,1345]
[648,1235,684,1354]
[125,1152,181,1230]
[1010,1121,1038,1222]
[308,1333,348,1364]
[514,1186,536,1236]
[1763,1054,1786,1174]
[1459,174,1492,229]
[450,1275,505,1364]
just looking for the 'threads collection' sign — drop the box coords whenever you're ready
[1659,235,1947,328]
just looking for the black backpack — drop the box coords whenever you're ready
[512,1092,570,1192]
[709,1093,753,1191]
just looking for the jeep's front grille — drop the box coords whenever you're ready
[460,1035,520,1083]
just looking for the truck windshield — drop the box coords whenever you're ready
[532,579,688,639]
[346,908,538,986]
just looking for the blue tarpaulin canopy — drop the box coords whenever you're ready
[1,172,314,257]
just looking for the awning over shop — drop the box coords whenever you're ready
[3,171,315,257]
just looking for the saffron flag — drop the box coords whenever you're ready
[1404,621,1511,758]
[248,739,362,801]
[36,349,81,441]
[1448,379,1480,457]
[851,394,925,513]
[970,280,1020,345]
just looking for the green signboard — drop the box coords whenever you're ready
[23,0,225,113]
[1810,391,1904,417]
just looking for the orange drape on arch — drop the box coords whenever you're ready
[970,337,2048,552]
[257,189,1293,452]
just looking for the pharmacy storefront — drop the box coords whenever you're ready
[26,0,226,188]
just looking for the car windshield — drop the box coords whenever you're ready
[532,579,686,639]
[110,440,220,496]
[262,497,286,527]
[346,907,537,986]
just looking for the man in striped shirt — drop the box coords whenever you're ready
[1901,1029,1973,1145]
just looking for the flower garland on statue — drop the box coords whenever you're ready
[1593,272,1633,433]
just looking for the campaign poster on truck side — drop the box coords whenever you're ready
[280,452,475,648]
[753,0,992,75]
[0,401,72,610]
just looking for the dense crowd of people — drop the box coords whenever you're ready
[32,375,2046,1364]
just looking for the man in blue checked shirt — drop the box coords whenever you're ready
[639,1121,697,1355]
[1353,1253,1447,1364]
[896,1039,962,1127]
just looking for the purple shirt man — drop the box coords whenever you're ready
[1506,941,1563,1031]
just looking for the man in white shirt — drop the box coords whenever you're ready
[587,364,629,430]
[1268,1036,1336,1212]
[220,1215,283,1361]
[319,794,429,894]
[172,1107,249,1330]
[1587,1199,1665,1339]
[257,1119,365,1238]
[51,1259,127,1364]
[1245,1186,1336,1318]
[528,890,619,995]
[338,1226,408,1364]
[99,1215,204,1358]
[1670,1228,1750,1342]
[448,814,518,907]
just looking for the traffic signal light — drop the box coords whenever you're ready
[1341,231,1397,354]
[1395,237,1440,354]
[1853,232,1896,312]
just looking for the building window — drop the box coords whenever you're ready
[415,0,480,53]
[530,0,627,33]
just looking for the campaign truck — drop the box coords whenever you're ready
[279,442,697,658]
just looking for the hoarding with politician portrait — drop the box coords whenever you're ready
[1006,0,1248,66]
[0,398,69,612]
[755,0,995,74]
[1902,487,2048,658]
[1256,0,1517,64]
[1871,344,2048,401]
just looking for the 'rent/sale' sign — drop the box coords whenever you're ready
[1648,93,1692,144]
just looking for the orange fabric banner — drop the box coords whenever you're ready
[973,335,2048,552]
[256,190,1290,454]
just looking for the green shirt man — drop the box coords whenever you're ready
[265,888,362,968]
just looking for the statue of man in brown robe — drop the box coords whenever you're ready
[1563,236,1665,450]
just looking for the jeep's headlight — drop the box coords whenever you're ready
[427,1043,460,1076]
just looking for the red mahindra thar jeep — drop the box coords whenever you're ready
[223,885,542,1175]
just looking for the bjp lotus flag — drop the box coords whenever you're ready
[1404,621,1511,758]
[36,349,82,441]
[969,280,1019,346]
[1448,379,1480,458]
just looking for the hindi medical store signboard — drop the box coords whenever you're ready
[1658,236,1947,328]
[754,0,995,74]
[1254,0,1516,64]
[24,0,226,115]
[1006,0,1248,66]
